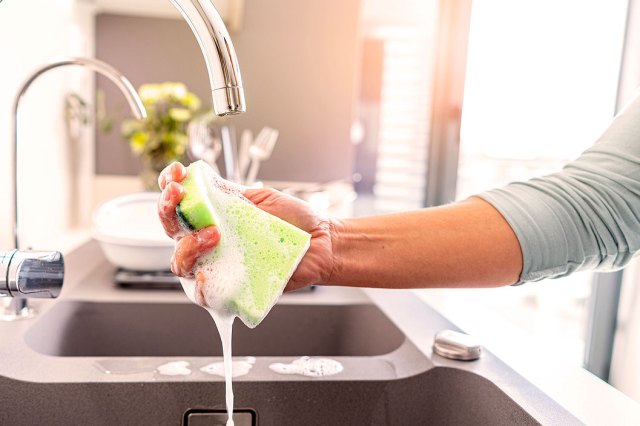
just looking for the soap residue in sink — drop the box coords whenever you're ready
[94,359,159,375]
[201,356,256,378]
[157,360,192,376]
[269,356,344,377]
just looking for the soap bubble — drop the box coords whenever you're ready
[176,162,310,328]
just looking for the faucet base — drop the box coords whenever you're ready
[0,299,36,321]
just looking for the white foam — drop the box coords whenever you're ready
[180,163,311,327]
[156,361,191,376]
[174,162,310,426]
[200,357,256,378]
[195,235,248,311]
[178,166,249,312]
[269,357,344,377]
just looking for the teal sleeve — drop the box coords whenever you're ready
[477,94,640,285]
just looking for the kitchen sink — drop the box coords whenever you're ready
[25,301,405,357]
[12,296,579,425]
[0,245,583,425]
[2,362,552,425]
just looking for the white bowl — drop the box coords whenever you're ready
[92,192,174,271]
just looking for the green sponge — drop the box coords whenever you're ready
[177,160,311,328]
[176,163,217,230]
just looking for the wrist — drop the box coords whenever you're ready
[322,217,345,285]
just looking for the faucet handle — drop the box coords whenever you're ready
[1,250,64,299]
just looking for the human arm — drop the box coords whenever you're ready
[326,198,522,288]
[158,163,522,290]
[477,93,640,284]
[335,92,640,288]
[159,94,640,290]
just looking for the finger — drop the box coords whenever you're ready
[244,187,313,231]
[158,181,184,237]
[158,162,187,190]
[171,226,221,276]
[283,280,297,293]
[283,272,308,293]
[243,188,275,205]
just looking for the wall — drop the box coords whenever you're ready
[95,0,361,183]
[92,0,241,26]
[0,0,95,251]
[95,14,210,176]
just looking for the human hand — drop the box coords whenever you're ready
[157,162,221,281]
[242,187,334,291]
[157,162,334,293]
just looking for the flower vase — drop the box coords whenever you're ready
[139,158,167,192]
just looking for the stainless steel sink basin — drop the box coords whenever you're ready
[25,301,405,357]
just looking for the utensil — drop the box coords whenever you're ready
[187,114,221,174]
[220,125,237,182]
[205,131,222,173]
[230,126,241,182]
[238,129,253,180]
[246,127,279,185]
[187,119,204,159]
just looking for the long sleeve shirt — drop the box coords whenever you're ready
[478,94,640,285]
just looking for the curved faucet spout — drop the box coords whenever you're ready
[3,57,144,312]
[11,57,147,251]
[169,0,246,116]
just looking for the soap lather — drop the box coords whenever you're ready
[175,160,311,328]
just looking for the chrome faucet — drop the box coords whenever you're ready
[2,0,245,319]
[1,57,146,320]
[170,0,246,116]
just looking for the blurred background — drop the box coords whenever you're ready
[1,0,640,404]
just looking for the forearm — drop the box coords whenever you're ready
[326,198,522,289]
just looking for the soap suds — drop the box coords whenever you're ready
[156,361,191,376]
[175,161,312,426]
[201,357,256,378]
[269,357,344,378]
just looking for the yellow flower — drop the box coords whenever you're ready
[122,82,203,164]
[160,82,187,99]
[138,84,161,103]
[168,107,191,122]
[121,119,142,138]
[182,92,201,111]
[130,131,150,154]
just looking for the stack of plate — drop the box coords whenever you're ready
[92,193,174,272]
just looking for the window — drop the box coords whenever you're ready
[454,0,627,367]
[357,0,630,374]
